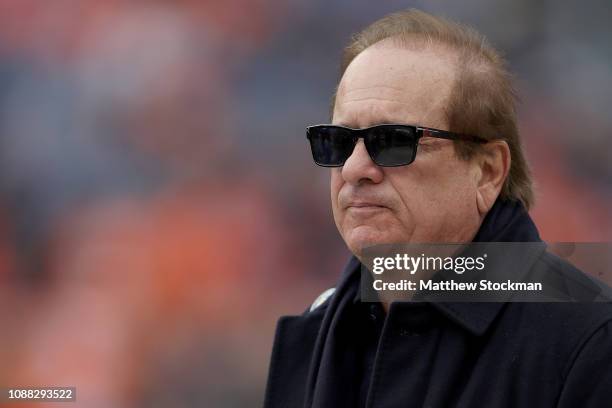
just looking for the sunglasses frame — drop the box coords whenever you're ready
[306,123,488,167]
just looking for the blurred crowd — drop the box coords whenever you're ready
[0,0,610,407]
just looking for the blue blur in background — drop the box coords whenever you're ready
[0,0,610,407]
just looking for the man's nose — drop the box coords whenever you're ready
[341,139,384,185]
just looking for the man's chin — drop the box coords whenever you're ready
[344,227,390,257]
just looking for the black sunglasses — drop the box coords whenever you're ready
[306,124,488,167]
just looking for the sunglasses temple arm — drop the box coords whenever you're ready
[419,128,487,143]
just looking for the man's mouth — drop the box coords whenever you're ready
[348,202,384,207]
[346,202,388,212]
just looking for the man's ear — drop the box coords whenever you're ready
[475,140,511,215]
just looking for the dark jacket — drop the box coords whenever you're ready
[264,200,612,407]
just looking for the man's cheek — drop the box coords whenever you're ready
[330,173,342,202]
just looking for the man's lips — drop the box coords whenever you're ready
[345,202,388,210]
[347,202,385,207]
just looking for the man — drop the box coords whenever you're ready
[264,9,612,408]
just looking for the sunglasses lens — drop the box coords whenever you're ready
[307,126,355,166]
[367,126,418,166]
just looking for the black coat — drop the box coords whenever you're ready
[264,201,612,407]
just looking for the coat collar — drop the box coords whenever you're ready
[473,198,541,243]
[437,199,543,335]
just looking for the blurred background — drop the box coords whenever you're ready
[0,0,610,406]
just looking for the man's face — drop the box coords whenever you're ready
[331,43,483,256]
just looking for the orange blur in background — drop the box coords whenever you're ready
[0,1,610,407]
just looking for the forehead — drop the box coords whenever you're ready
[333,42,457,129]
